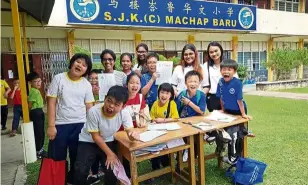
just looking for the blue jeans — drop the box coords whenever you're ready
[12,105,22,131]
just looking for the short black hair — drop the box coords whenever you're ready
[89,69,101,76]
[26,72,40,82]
[185,70,201,82]
[220,59,238,71]
[120,53,133,63]
[68,53,92,77]
[158,83,175,100]
[106,85,129,104]
[126,72,140,85]
[146,52,159,63]
[136,43,149,52]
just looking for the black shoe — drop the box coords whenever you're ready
[1,126,7,130]
[87,175,100,185]
[37,150,47,159]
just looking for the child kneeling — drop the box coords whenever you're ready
[74,86,140,185]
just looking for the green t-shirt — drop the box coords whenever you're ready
[28,88,44,110]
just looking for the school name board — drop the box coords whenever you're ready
[67,0,257,31]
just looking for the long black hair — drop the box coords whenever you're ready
[207,41,224,67]
[158,83,175,118]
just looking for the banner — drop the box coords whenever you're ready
[67,0,257,31]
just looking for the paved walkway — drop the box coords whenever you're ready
[1,109,26,185]
[243,84,308,100]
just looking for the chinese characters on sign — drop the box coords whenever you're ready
[67,0,257,31]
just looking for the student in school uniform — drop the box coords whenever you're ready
[141,52,160,110]
[26,72,46,159]
[74,86,140,185]
[203,41,239,112]
[150,83,179,171]
[120,53,134,76]
[216,59,252,119]
[133,43,149,76]
[216,59,253,164]
[1,76,11,131]
[88,69,100,102]
[171,44,209,96]
[9,79,22,137]
[47,53,94,183]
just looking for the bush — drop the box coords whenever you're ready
[237,64,248,82]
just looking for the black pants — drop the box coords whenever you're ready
[74,141,119,185]
[151,155,170,170]
[206,94,221,112]
[1,105,8,128]
[29,108,45,152]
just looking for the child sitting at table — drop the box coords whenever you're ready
[216,59,253,164]
[74,86,140,185]
[150,83,179,171]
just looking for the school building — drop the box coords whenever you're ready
[1,0,308,102]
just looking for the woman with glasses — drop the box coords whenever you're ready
[133,43,149,76]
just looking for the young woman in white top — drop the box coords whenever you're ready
[171,44,208,96]
[100,49,126,90]
[120,53,133,76]
[133,43,149,76]
[203,41,238,112]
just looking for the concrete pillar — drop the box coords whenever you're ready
[231,36,238,61]
[267,38,274,82]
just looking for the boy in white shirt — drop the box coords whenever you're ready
[74,86,140,185]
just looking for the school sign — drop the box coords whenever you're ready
[66,0,257,31]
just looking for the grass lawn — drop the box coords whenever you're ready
[276,87,308,94]
[25,95,308,185]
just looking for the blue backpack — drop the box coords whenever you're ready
[226,157,267,185]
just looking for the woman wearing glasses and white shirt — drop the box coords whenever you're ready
[203,41,239,112]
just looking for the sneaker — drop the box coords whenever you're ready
[182,149,188,162]
[247,131,256,138]
[1,126,7,131]
[222,156,238,165]
[9,130,17,137]
[37,150,47,159]
[87,175,100,185]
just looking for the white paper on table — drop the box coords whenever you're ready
[139,131,167,142]
[206,110,236,123]
[98,73,116,101]
[155,61,173,85]
[147,123,181,131]
[192,122,216,131]
[166,138,185,148]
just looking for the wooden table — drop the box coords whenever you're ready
[179,115,249,185]
[114,123,200,185]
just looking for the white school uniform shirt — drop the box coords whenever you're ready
[79,104,133,143]
[47,72,95,125]
[202,62,239,94]
[171,65,209,93]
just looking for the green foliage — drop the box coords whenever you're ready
[158,54,181,68]
[73,45,91,57]
[262,48,308,80]
[237,64,248,81]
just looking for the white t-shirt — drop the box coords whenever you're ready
[170,65,209,93]
[79,104,133,143]
[202,63,239,94]
[47,72,95,125]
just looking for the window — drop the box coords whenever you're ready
[275,0,299,12]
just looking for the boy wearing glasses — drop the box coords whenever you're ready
[26,72,46,159]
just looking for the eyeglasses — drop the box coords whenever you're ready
[137,51,147,54]
[102,58,114,62]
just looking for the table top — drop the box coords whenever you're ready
[114,113,249,152]
[114,123,200,151]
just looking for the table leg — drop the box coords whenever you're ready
[198,133,205,185]
[243,121,248,158]
[188,135,196,185]
[130,152,138,185]
[170,152,176,184]
[178,150,184,172]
